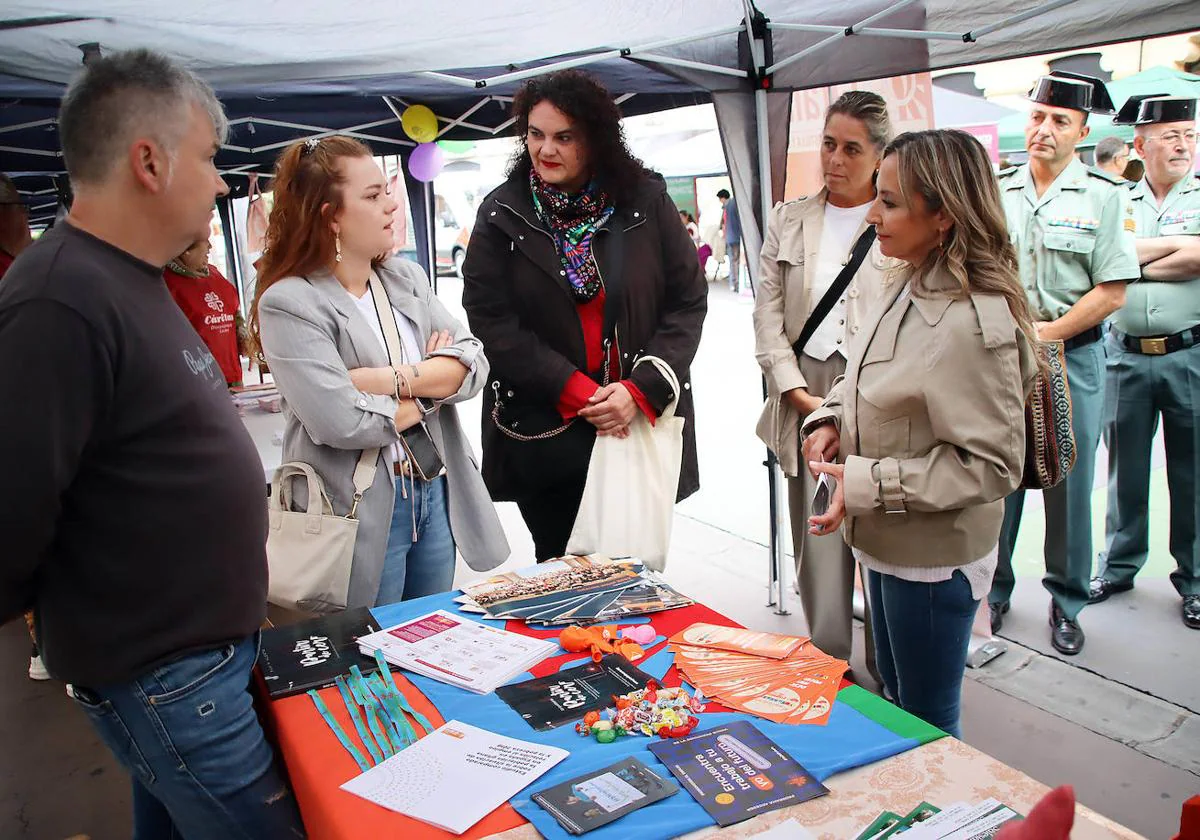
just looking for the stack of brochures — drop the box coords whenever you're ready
[669,623,848,726]
[855,799,1022,840]
[456,555,693,625]
[357,610,557,694]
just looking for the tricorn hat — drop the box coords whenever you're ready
[1027,71,1116,115]
[1113,95,1197,126]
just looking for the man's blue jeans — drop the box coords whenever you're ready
[867,569,977,739]
[68,634,305,839]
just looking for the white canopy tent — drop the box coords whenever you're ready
[2,0,1195,608]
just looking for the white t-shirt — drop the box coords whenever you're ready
[352,282,424,464]
[805,199,873,361]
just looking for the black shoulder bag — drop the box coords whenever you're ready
[791,226,876,358]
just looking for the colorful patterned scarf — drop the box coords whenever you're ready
[529,169,614,303]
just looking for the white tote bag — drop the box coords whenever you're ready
[566,356,685,572]
[266,452,376,613]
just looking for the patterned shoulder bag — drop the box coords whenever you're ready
[1021,339,1076,489]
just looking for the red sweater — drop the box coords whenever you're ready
[163,265,242,386]
[555,289,655,424]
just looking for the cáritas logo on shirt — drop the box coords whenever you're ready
[182,345,224,388]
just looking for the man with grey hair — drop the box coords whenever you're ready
[1093,135,1130,179]
[1093,95,1200,631]
[0,49,305,838]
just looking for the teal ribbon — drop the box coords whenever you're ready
[336,675,384,766]
[347,667,396,759]
[365,672,416,748]
[373,649,436,735]
[308,689,371,773]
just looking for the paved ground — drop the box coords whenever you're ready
[2,280,1195,839]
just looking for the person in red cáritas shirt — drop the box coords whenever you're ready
[163,236,245,386]
[0,173,34,281]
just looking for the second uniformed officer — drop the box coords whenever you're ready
[989,72,1140,654]
[1093,95,1200,631]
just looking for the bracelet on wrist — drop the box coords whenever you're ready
[396,366,414,399]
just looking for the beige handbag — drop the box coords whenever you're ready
[566,356,685,572]
[266,451,378,613]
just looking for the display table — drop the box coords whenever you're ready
[240,407,284,484]
[483,736,1141,840]
[259,593,1141,840]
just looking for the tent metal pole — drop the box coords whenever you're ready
[741,0,766,69]
[767,22,844,34]
[756,84,788,617]
[857,27,967,40]
[0,145,58,157]
[425,180,438,296]
[627,53,748,78]
[0,117,57,134]
[426,50,624,89]
[421,23,746,89]
[215,196,245,319]
[435,97,494,139]
[966,0,1078,41]
[769,21,964,40]
[420,71,478,89]
[743,0,790,615]
[766,0,921,75]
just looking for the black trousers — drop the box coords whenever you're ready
[516,477,588,562]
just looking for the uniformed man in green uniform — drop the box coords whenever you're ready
[989,72,1140,654]
[1092,95,1200,630]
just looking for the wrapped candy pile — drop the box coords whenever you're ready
[576,681,706,743]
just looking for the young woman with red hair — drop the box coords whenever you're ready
[253,136,507,607]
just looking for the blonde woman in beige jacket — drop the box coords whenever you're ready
[753,91,894,672]
[802,130,1039,738]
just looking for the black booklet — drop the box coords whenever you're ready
[648,720,828,827]
[532,756,679,834]
[257,607,383,699]
[495,653,654,731]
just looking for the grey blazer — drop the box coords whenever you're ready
[258,256,509,607]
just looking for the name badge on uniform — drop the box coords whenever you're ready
[1124,204,1138,233]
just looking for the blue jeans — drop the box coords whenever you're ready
[68,634,305,840]
[376,475,456,606]
[867,569,977,739]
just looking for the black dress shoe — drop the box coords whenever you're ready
[989,601,1010,634]
[1049,601,1085,655]
[1183,595,1200,630]
[1088,577,1134,604]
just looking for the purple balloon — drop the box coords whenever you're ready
[408,142,445,183]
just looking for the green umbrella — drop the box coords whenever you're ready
[998,66,1200,155]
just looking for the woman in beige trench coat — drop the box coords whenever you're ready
[802,130,1039,738]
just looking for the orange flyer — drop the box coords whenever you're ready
[668,623,809,660]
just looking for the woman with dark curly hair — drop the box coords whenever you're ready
[462,70,708,561]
